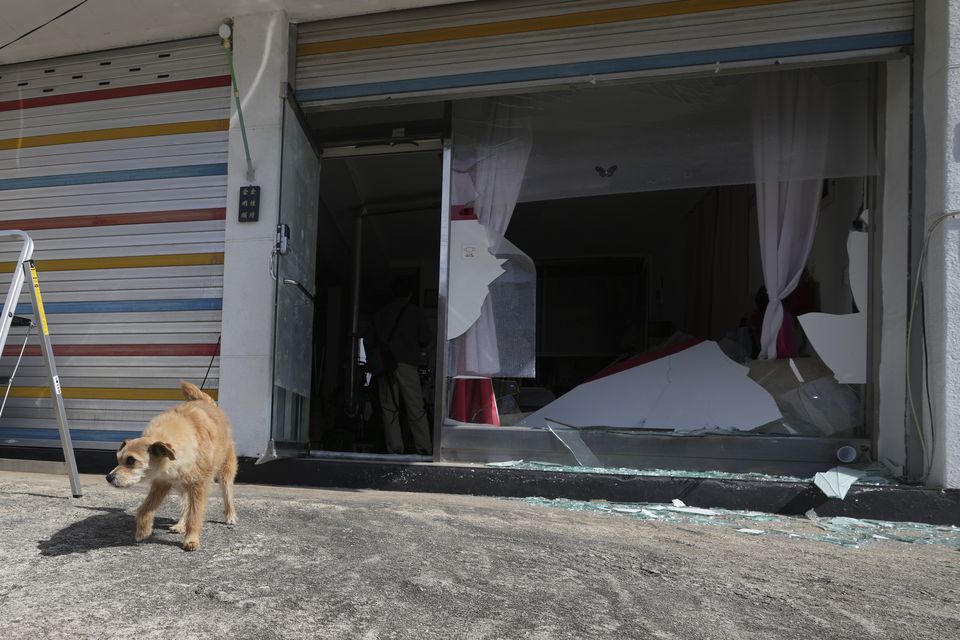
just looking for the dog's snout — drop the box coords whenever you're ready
[106,472,115,484]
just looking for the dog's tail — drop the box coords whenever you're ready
[181,380,216,404]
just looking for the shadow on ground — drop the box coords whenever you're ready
[1,491,74,500]
[38,506,180,556]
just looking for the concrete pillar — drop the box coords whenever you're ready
[922,0,960,488]
[218,11,290,458]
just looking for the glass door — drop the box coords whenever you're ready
[270,87,320,450]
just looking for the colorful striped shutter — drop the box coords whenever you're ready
[295,0,913,107]
[0,37,228,448]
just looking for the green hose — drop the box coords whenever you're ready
[226,45,254,181]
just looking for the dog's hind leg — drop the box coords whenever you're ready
[169,490,189,533]
[219,446,238,526]
[182,482,209,551]
[136,481,171,541]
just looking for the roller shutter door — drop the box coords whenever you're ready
[0,37,228,448]
[296,0,913,107]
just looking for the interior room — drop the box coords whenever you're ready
[453,179,868,438]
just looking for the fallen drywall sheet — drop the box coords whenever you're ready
[447,219,507,339]
[799,229,867,383]
[519,341,782,430]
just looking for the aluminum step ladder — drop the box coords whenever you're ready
[0,230,82,497]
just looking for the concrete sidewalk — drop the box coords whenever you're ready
[0,470,958,640]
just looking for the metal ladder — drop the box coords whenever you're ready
[0,230,82,497]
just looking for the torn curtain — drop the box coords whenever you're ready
[753,70,828,360]
[449,97,535,377]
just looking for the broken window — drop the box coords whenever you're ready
[441,65,879,471]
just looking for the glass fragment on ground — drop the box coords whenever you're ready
[521,497,960,549]
[487,460,896,486]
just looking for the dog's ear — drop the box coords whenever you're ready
[149,441,176,461]
[119,439,129,451]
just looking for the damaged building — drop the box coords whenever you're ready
[1,0,959,491]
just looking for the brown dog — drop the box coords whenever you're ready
[106,381,237,551]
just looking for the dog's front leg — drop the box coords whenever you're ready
[169,489,189,533]
[182,483,209,551]
[135,481,171,541]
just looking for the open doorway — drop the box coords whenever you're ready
[307,125,445,458]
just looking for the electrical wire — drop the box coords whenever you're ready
[200,335,221,391]
[0,0,92,53]
[905,209,960,479]
[919,280,936,474]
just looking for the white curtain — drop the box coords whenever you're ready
[753,70,829,360]
[450,98,534,376]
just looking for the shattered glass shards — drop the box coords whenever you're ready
[771,376,864,437]
[485,459,898,488]
[813,466,867,499]
[487,460,807,484]
[521,497,960,549]
[748,358,864,437]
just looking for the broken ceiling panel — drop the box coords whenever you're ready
[519,341,781,431]
[797,313,867,384]
[799,228,868,384]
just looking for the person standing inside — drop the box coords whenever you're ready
[373,278,432,455]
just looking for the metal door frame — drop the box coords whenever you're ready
[433,138,453,459]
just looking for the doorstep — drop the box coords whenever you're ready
[3,446,957,526]
[234,455,960,526]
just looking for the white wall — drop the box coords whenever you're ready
[218,12,290,458]
[922,0,960,488]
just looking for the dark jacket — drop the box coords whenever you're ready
[373,298,431,366]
